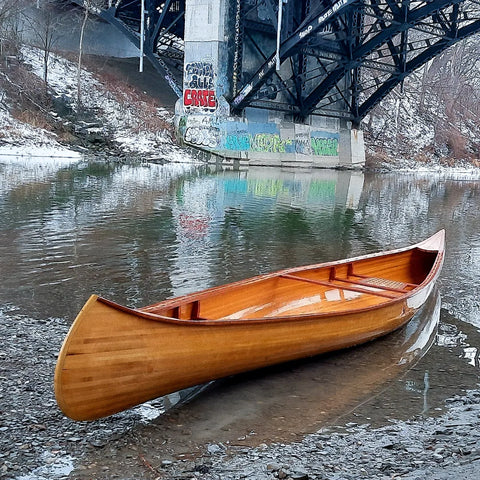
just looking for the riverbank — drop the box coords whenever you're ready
[1,295,479,480]
[0,47,193,163]
[2,47,480,173]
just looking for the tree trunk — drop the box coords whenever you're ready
[77,4,89,108]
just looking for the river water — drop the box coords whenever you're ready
[1,157,480,468]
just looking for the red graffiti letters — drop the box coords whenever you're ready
[184,89,216,109]
[183,61,217,113]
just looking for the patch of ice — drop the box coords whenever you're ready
[133,402,164,422]
[0,146,81,162]
[15,453,74,480]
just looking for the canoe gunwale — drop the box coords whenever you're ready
[99,230,445,327]
[99,294,407,326]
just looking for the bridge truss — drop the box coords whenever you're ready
[233,0,480,125]
[78,1,480,126]
[74,0,186,97]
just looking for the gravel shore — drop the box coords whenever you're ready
[1,302,479,480]
[184,392,480,480]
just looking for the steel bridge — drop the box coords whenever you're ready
[76,1,480,126]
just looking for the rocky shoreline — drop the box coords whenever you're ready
[190,392,480,480]
[0,300,479,480]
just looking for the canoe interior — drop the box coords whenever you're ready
[141,248,438,321]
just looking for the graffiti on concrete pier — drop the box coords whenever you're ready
[183,61,217,113]
[179,116,339,158]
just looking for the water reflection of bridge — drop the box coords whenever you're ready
[219,167,365,208]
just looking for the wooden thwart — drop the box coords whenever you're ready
[279,273,399,299]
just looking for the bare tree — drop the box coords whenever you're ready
[0,0,27,62]
[76,0,105,107]
[23,0,67,86]
[419,38,480,158]
[367,33,480,163]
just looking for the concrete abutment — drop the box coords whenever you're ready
[175,0,365,169]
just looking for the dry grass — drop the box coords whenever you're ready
[364,150,392,168]
[13,108,52,130]
[0,53,173,148]
[0,63,53,126]
[91,69,173,136]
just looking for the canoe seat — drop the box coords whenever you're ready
[173,300,202,320]
[346,273,417,293]
[280,273,399,299]
[362,277,409,290]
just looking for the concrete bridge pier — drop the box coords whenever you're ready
[339,123,366,167]
[175,0,365,169]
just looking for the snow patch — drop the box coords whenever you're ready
[0,101,80,159]
[17,46,194,161]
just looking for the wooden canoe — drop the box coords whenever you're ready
[54,230,445,421]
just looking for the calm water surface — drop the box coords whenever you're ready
[1,157,479,444]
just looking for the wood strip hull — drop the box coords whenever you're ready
[54,231,445,421]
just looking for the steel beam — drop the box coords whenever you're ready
[68,1,480,122]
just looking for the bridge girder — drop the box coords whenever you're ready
[72,1,480,125]
[232,0,480,125]
[73,0,186,97]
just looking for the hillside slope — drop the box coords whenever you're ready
[364,39,480,170]
[0,46,191,162]
[1,43,479,170]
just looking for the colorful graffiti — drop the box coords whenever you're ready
[224,133,250,151]
[224,132,296,154]
[179,116,340,157]
[184,126,221,148]
[311,137,338,156]
[183,61,217,113]
[294,133,312,155]
[223,131,338,156]
[250,133,294,153]
[184,89,216,109]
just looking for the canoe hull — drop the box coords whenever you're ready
[56,293,420,421]
[54,231,444,421]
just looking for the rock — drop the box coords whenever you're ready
[207,443,223,454]
[406,446,423,454]
[433,453,444,462]
[195,464,210,474]
[291,472,309,480]
[266,462,282,472]
[89,439,107,448]
[277,469,288,479]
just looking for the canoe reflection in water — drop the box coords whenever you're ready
[54,231,444,421]
[398,290,441,366]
